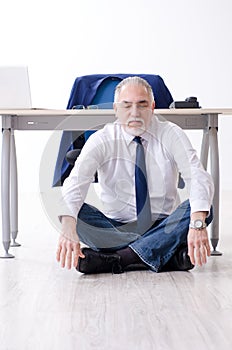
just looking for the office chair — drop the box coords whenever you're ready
[52,74,174,187]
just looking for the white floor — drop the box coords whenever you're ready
[0,190,232,350]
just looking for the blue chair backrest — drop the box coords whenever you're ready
[91,77,120,106]
[84,77,121,140]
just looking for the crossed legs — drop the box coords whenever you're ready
[76,200,213,273]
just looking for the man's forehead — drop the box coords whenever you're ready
[119,99,148,104]
[118,84,149,99]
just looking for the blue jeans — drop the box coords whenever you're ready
[77,200,213,272]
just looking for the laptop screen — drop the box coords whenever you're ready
[0,66,32,109]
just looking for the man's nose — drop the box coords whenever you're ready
[130,103,140,116]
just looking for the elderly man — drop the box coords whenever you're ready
[56,76,214,274]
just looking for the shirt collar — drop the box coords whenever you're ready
[121,125,150,145]
[121,127,134,145]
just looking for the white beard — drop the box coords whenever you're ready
[124,125,145,136]
[124,117,146,136]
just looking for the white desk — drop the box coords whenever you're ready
[1,108,232,258]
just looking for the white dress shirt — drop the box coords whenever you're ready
[60,115,214,222]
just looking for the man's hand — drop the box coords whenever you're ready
[187,227,211,266]
[56,216,85,269]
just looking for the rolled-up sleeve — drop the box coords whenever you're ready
[165,124,214,214]
[59,133,103,221]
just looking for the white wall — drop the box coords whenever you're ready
[1,0,232,198]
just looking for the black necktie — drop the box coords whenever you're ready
[133,136,152,233]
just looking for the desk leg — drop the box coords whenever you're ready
[1,129,14,258]
[209,127,222,256]
[10,130,20,247]
[200,129,209,170]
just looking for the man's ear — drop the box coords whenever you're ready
[152,100,155,110]
[113,102,118,118]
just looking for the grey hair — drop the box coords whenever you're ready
[114,76,154,102]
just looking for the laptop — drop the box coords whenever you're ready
[0,66,32,109]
